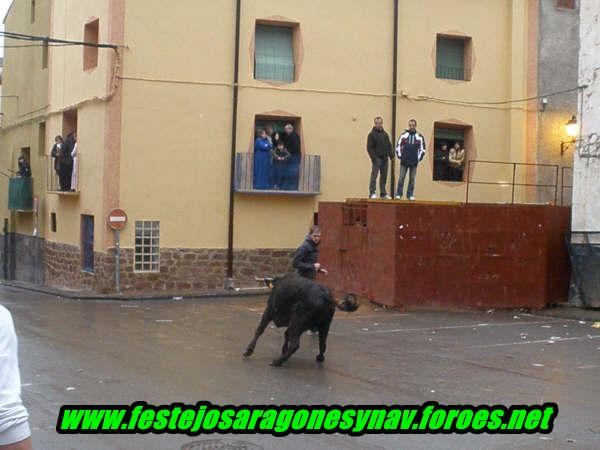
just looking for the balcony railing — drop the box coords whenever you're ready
[46,155,80,194]
[436,65,470,81]
[234,153,321,195]
[8,177,33,211]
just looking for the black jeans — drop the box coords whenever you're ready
[369,156,389,196]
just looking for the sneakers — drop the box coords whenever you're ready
[383,194,392,200]
[394,194,403,200]
[409,196,415,201]
[369,194,377,199]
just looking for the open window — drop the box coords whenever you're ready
[433,123,470,182]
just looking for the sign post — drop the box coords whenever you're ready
[107,209,127,294]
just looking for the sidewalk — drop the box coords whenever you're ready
[0,279,270,301]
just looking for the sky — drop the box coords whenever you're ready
[0,0,13,58]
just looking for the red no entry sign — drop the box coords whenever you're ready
[107,208,128,231]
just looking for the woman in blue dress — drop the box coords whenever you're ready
[253,128,273,189]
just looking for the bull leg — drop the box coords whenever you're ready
[281,329,290,354]
[271,327,301,367]
[243,309,271,357]
[316,323,330,363]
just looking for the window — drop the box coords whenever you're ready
[432,124,467,182]
[255,25,294,82]
[30,0,35,23]
[62,109,77,137]
[38,122,45,156]
[134,221,160,272]
[83,19,99,71]
[557,0,575,8]
[20,147,31,163]
[436,35,472,81]
[50,213,56,232]
[81,215,94,272]
[42,41,48,69]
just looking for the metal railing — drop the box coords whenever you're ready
[561,166,573,206]
[465,160,563,205]
[46,155,80,194]
[436,65,470,81]
[234,153,320,195]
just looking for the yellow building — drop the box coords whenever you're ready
[0,0,567,293]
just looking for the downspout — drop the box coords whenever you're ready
[390,0,399,196]
[226,0,242,289]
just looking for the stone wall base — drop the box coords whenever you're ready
[44,241,294,293]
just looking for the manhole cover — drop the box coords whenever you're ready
[181,439,264,450]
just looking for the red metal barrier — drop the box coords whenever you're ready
[319,200,571,309]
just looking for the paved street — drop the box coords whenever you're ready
[3,285,599,450]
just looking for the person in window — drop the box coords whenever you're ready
[292,225,328,280]
[253,128,273,190]
[16,157,31,178]
[395,119,426,200]
[271,140,290,190]
[70,133,78,192]
[433,142,450,181]
[449,141,466,181]
[366,116,394,199]
[59,132,75,191]
[0,305,33,450]
[50,135,64,181]
[281,123,301,190]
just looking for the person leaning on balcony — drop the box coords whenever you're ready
[253,128,273,190]
[16,157,31,178]
[0,305,33,450]
[281,124,301,190]
[449,141,466,181]
[271,140,290,190]
[395,119,426,200]
[366,117,394,199]
[433,142,450,181]
[50,135,64,179]
[292,225,328,280]
[59,132,75,191]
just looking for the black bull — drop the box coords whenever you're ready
[243,272,358,366]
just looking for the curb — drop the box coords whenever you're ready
[0,280,270,301]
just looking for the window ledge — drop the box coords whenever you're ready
[235,189,319,197]
[48,190,80,196]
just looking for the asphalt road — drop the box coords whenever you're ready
[3,286,599,450]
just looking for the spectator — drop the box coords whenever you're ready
[449,141,466,181]
[395,119,426,201]
[0,305,33,450]
[292,225,327,280]
[60,132,75,191]
[366,116,393,199]
[433,142,449,181]
[253,128,273,190]
[16,157,31,178]
[281,123,301,190]
[271,140,290,190]
[70,133,78,192]
[50,135,64,181]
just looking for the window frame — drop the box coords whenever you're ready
[253,19,301,84]
[435,34,473,82]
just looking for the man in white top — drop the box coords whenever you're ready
[0,305,32,450]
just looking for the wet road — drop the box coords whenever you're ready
[2,286,599,450]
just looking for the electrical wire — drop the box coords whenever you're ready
[0,30,124,49]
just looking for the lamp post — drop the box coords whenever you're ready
[561,115,579,155]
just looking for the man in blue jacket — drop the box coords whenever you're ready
[395,119,426,200]
[292,226,328,280]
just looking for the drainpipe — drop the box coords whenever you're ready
[225,0,242,289]
[390,0,399,196]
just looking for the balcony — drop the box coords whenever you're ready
[234,153,321,196]
[46,155,80,195]
[8,177,33,211]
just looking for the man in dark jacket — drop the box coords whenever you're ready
[281,123,301,190]
[366,117,393,199]
[292,226,327,280]
[395,119,426,200]
[59,132,75,191]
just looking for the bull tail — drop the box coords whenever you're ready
[335,293,359,312]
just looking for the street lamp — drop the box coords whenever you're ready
[561,115,578,155]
